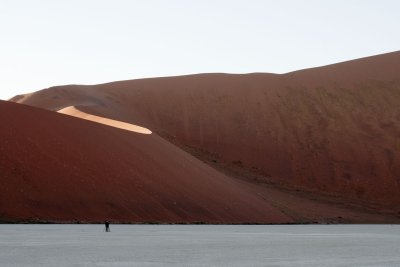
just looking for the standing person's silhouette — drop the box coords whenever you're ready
[105,221,110,232]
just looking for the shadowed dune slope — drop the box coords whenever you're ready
[0,100,291,223]
[11,51,400,209]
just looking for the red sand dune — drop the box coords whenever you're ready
[12,51,400,212]
[0,100,292,223]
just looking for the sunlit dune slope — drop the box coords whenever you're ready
[11,51,400,209]
[0,100,291,223]
[58,106,152,134]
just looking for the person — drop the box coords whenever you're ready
[105,221,110,232]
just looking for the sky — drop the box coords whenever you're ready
[0,0,399,100]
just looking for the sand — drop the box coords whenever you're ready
[4,51,400,222]
[58,106,152,134]
[11,51,400,209]
[0,100,290,223]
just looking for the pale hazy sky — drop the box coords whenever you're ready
[0,0,399,100]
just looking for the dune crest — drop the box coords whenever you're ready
[58,106,152,134]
